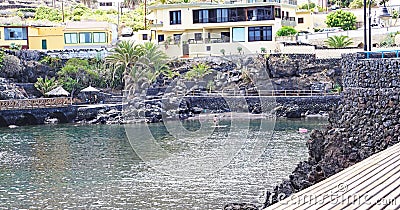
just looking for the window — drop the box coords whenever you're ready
[195,33,202,41]
[274,7,281,18]
[198,10,209,23]
[248,26,272,42]
[64,33,78,44]
[173,34,181,44]
[4,27,27,40]
[217,9,228,22]
[298,17,304,23]
[142,34,148,40]
[206,46,211,51]
[232,27,245,42]
[93,32,107,43]
[229,8,238,22]
[221,32,230,42]
[158,34,165,42]
[170,10,181,25]
[79,32,92,43]
[100,2,112,6]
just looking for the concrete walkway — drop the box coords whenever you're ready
[265,143,400,210]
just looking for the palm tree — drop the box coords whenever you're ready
[123,42,169,95]
[324,35,353,48]
[185,63,211,80]
[106,41,142,89]
[34,77,58,96]
[162,69,179,86]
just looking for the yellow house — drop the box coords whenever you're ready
[62,21,116,49]
[148,0,298,57]
[0,26,29,49]
[1,21,118,50]
[29,26,64,50]
[295,10,314,32]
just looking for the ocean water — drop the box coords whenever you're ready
[0,118,326,209]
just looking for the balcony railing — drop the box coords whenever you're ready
[281,17,296,27]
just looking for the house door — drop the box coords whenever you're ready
[182,43,189,56]
[41,39,47,50]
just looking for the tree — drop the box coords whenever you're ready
[57,58,99,92]
[34,6,62,22]
[276,26,297,36]
[106,40,142,88]
[325,10,357,30]
[34,77,58,95]
[324,35,353,48]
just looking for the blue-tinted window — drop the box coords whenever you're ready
[4,27,27,40]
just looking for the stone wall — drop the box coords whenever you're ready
[260,54,400,208]
[185,96,340,118]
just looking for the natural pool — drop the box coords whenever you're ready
[0,118,327,209]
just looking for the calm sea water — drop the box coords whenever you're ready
[0,118,326,209]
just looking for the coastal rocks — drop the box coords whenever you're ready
[261,54,400,208]
[75,106,122,124]
[0,78,28,100]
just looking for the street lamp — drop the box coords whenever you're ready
[364,0,391,51]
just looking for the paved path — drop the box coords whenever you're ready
[265,142,400,210]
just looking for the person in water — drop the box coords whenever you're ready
[213,115,219,126]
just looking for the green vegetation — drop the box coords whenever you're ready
[379,32,399,47]
[325,10,357,30]
[106,41,168,93]
[33,3,147,30]
[392,9,399,26]
[220,49,225,56]
[260,47,266,53]
[325,35,353,48]
[185,63,211,80]
[34,77,58,95]
[237,46,243,54]
[298,2,316,10]
[276,26,297,36]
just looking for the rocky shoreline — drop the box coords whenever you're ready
[222,53,400,210]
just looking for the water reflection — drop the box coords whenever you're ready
[0,118,326,209]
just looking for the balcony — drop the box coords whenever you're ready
[281,17,296,27]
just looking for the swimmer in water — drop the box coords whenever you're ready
[213,115,218,126]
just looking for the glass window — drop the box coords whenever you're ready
[79,32,92,43]
[4,27,28,40]
[298,17,304,23]
[173,34,181,44]
[248,26,272,42]
[158,34,165,42]
[142,34,148,40]
[170,10,181,25]
[199,10,209,23]
[195,33,202,41]
[64,33,78,44]
[217,9,228,22]
[232,27,245,42]
[274,7,281,18]
[93,32,106,43]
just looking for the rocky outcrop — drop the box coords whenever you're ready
[262,54,400,208]
[0,78,28,100]
[267,54,342,91]
[0,54,57,83]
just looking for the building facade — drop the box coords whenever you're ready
[148,0,298,57]
[1,22,117,50]
[97,0,124,10]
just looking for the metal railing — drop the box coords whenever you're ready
[185,89,340,97]
[0,97,72,110]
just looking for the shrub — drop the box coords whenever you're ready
[326,10,357,30]
[276,26,297,36]
[34,77,58,95]
[325,35,354,48]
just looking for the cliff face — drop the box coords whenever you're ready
[262,53,400,208]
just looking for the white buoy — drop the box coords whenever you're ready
[299,128,308,133]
